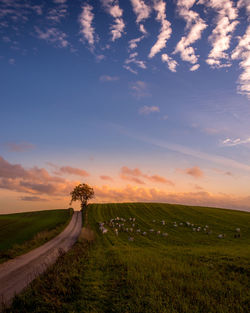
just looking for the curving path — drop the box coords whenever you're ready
[0,211,82,309]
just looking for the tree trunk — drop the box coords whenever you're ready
[81,201,86,211]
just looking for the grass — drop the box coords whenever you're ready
[0,209,73,263]
[5,203,250,313]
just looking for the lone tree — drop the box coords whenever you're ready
[70,183,94,211]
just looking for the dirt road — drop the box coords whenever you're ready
[0,211,82,308]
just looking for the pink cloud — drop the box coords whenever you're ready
[149,174,173,185]
[212,168,233,176]
[194,184,204,191]
[0,156,29,179]
[185,166,204,178]
[58,166,89,177]
[0,156,79,196]
[177,166,204,178]
[100,175,113,181]
[120,166,174,186]
[47,162,89,177]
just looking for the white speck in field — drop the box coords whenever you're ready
[101,227,108,234]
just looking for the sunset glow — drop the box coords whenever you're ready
[0,0,250,213]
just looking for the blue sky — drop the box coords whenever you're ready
[0,0,250,213]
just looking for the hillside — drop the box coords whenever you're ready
[0,209,72,263]
[7,203,250,313]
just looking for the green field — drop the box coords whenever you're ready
[7,203,250,313]
[0,209,72,263]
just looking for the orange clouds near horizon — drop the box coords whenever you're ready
[93,185,250,212]
[0,155,250,214]
[0,156,81,197]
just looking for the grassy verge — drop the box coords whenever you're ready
[0,209,73,263]
[5,203,250,313]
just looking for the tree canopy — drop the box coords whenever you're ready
[70,183,94,210]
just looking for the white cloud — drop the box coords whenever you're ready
[161,53,178,72]
[148,0,172,59]
[129,52,138,58]
[99,75,119,82]
[231,1,250,99]
[222,137,250,146]
[0,1,43,25]
[139,24,147,34]
[47,3,67,23]
[125,131,250,171]
[2,36,11,43]
[32,5,43,16]
[238,0,250,20]
[198,0,238,68]
[124,51,147,72]
[79,3,95,47]
[53,0,67,3]
[123,65,138,74]
[190,64,200,71]
[111,18,125,41]
[139,105,160,115]
[174,0,207,68]
[96,54,105,62]
[130,0,151,33]
[35,27,69,48]
[130,81,150,98]
[9,58,15,65]
[125,54,147,70]
[231,26,250,99]
[128,36,144,50]
[101,0,125,41]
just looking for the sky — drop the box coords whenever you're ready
[0,0,250,214]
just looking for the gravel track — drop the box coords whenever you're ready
[0,211,82,309]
